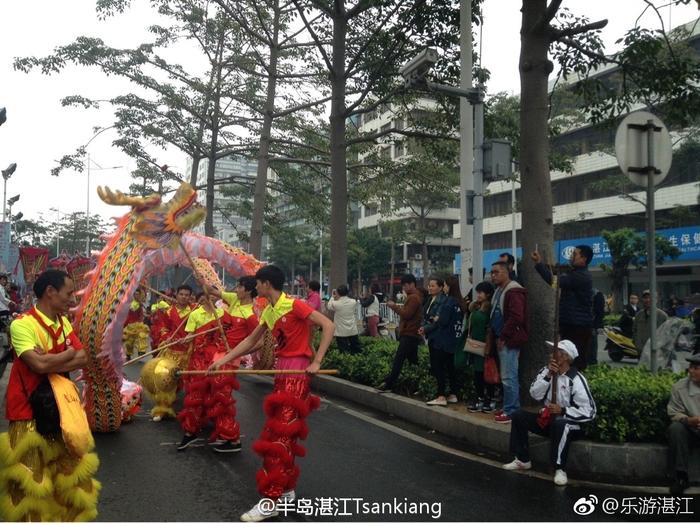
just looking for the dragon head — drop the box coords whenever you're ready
[97,182,205,248]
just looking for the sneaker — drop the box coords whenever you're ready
[502,458,532,471]
[177,433,199,451]
[467,399,484,412]
[481,400,496,413]
[152,415,162,422]
[446,394,458,404]
[554,469,568,486]
[375,382,392,393]
[670,473,689,496]
[426,397,448,406]
[494,408,504,416]
[213,440,242,453]
[240,493,296,522]
[494,413,512,424]
[240,500,278,522]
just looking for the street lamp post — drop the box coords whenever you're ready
[84,154,122,256]
[2,163,17,222]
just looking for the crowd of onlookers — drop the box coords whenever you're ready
[310,244,699,492]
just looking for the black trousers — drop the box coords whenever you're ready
[336,335,361,354]
[560,324,592,371]
[428,343,457,396]
[384,336,421,388]
[509,409,584,470]
[667,421,700,474]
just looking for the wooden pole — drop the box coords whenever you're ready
[549,258,562,404]
[141,284,175,303]
[178,369,339,376]
[123,326,220,366]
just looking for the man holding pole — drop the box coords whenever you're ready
[209,265,335,522]
[149,285,193,422]
[177,292,243,453]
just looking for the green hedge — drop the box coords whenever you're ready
[323,338,682,444]
[322,337,474,401]
[584,364,682,444]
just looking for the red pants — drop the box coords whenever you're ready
[177,346,240,442]
[253,356,320,499]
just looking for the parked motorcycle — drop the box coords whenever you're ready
[604,326,639,362]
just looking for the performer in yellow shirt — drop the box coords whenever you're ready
[0,270,100,522]
[123,287,150,360]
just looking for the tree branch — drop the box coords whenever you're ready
[551,19,608,42]
[290,0,333,71]
[535,0,563,33]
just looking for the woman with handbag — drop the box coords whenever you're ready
[465,281,497,413]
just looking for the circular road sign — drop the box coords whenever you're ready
[614,111,672,188]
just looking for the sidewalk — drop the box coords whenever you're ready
[311,374,700,487]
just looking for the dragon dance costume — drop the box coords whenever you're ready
[0,308,100,522]
[123,299,149,359]
[177,304,256,445]
[253,294,320,499]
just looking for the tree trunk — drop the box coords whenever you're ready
[328,12,349,291]
[519,0,556,391]
[249,1,281,259]
[204,35,225,238]
[389,236,395,297]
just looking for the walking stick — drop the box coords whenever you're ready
[178,369,339,376]
[123,326,220,366]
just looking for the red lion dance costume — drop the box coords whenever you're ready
[253,293,320,499]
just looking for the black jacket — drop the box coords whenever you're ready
[535,263,593,327]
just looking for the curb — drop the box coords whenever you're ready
[311,375,698,486]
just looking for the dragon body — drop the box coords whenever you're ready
[74,183,265,433]
[74,184,204,432]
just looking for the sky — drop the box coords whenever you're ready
[0,0,698,227]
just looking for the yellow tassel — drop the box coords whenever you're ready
[55,477,101,511]
[54,453,99,490]
[0,462,54,498]
[0,430,54,464]
[0,494,52,522]
[151,405,176,418]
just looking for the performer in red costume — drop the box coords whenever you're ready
[148,285,193,422]
[177,284,254,453]
[210,265,334,522]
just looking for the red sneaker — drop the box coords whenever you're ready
[494,413,512,424]
[494,409,504,416]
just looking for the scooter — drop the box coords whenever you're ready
[604,326,639,362]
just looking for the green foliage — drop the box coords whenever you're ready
[603,314,621,327]
[325,340,684,444]
[347,228,391,286]
[323,336,474,401]
[600,228,681,312]
[584,364,682,444]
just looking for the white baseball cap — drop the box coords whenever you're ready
[546,339,579,361]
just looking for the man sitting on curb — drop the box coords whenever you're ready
[502,340,596,486]
[666,353,700,496]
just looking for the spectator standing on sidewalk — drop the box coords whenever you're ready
[465,281,496,413]
[489,261,528,423]
[326,285,361,354]
[532,245,594,370]
[666,353,700,496]
[420,276,448,405]
[633,289,668,353]
[376,274,423,393]
[305,280,322,312]
[360,283,382,337]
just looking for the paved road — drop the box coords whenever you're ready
[86,362,696,522]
